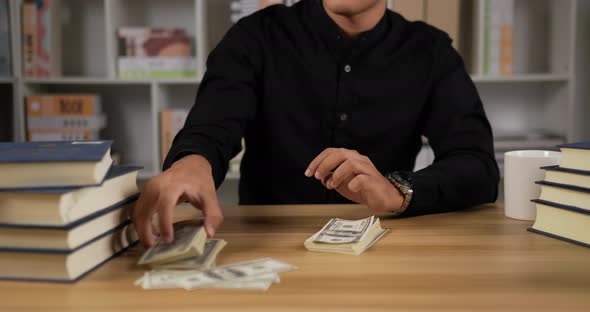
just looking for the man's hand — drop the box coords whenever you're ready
[305,148,404,213]
[133,155,224,247]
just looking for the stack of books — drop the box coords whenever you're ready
[529,142,590,248]
[0,141,141,282]
[25,94,106,142]
[21,0,61,78]
[117,27,196,79]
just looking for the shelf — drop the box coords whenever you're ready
[23,77,201,85]
[0,77,15,83]
[471,74,571,83]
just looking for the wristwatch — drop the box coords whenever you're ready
[386,171,414,216]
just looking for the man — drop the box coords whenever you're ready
[134,0,499,247]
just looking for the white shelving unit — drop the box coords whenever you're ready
[1,0,589,205]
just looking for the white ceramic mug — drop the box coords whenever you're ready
[504,150,562,221]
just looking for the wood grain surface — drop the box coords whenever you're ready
[1,204,589,312]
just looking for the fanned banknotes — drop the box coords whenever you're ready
[135,258,297,291]
[304,216,389,255]
[137,221,207,265]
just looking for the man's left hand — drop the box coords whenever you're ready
[305,148,404,213]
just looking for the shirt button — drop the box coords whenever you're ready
[344,64,351,73]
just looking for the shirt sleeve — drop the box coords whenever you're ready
[163,23,261,188]
[404,33,500,216]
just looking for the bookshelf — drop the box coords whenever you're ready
[2,0,589,205]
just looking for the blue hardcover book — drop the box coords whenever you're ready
[0,165,142,227]
[0,223,138,283]
[0,195,138,252]
[557,142,590,172]
[535,180,590,212]
[542,165,590,190]
[529,199,590,249]
[0,140,113,188]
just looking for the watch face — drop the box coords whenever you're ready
[391,172,411,187]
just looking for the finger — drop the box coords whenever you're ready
[156,190,181,244]
[305,148,337,177]
[329,160,373,189]
[133,185,158,247]
[187,191,224,237]
[315,149,360,182]
[348,174,372,193]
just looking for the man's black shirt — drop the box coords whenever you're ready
[164,0,500,216]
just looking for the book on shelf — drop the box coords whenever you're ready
[558,142,590,172]
[230,0,285,23]
[21,0,61,78]
[35,0,61,77]
[0,140,113,189]
[25,94,105,141]
[118,27,191,58]
[27,129,100,142]
[475,0,514,76]
[27,115,107,130]
[0,223,137,282]
[0,0,11,76]
[118,57,197,79]
[26,94,102,116]
[22,0,36,77]
[160,109,189,163]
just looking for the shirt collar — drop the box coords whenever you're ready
[308,0,390,52]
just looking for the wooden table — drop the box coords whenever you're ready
[1,204,590,312]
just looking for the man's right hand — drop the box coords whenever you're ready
[133,154,224,247]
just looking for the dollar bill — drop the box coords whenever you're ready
[182,258,296,289]
[313,216,374,244]
[151,239,226,270]
[137,221,207,265]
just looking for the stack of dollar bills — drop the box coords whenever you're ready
[135,258,297,290]
[136,221,297,290]
[304,216,389,255]
[137,221,224,270]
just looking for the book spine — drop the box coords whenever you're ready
[0,0,10,76]
[35,0,62,77]
[26,95,101,117]
[488,0,513,76]
[118,57,197,79]
[27,115,107,130]
[27,129,100,142]
[22,0,37,77]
